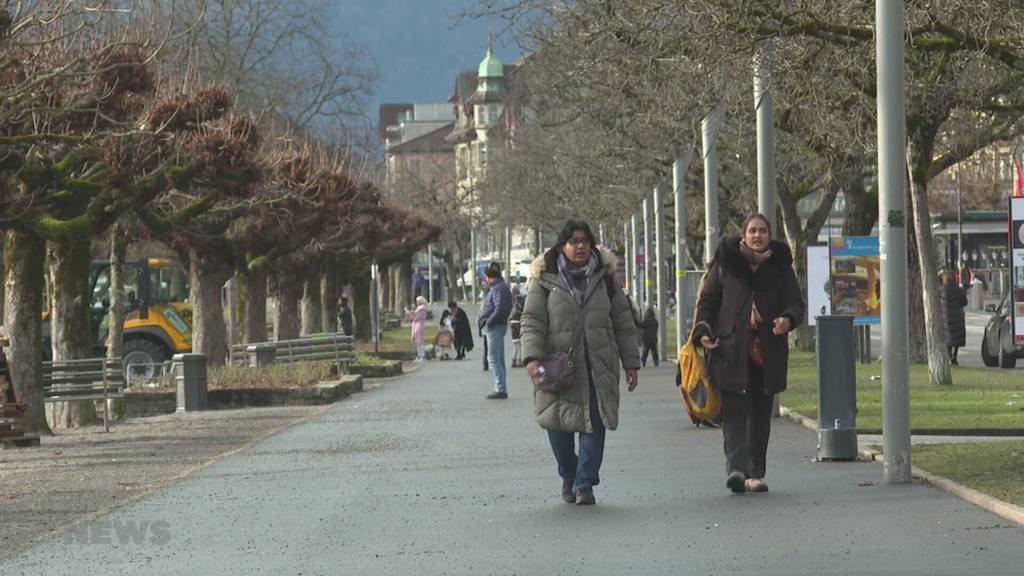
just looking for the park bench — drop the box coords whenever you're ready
[1,353,40,447]
[42,357,125,432]
[229,333,355,373]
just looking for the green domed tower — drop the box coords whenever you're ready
[477,46,504,94]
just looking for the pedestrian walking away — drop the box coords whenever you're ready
[445,301,474,360]
[479,261,513,398]
[522,220,641,506]
[405,296,429,362]
[509,285,526,367]
[639,307,659,367]
[336,296,354,337]
[694,214,803,494]
[940,269,967,365]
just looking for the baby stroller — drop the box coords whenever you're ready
[434,320,455,360]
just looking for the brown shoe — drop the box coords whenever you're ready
[561,478,575,504]
[744,478,769,493]
[727,471,746,494]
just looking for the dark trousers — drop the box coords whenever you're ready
[641,343,659,367]
[721,365,774,480]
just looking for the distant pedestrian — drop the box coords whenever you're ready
[445,301,473,360]
[509,285,526,367]
[940,269,967,365]
[522,220,641,506]
[412,268,426,299]
[404,296,428,362]
[694,213,803,494]
[639,307,659,367]
[336,297,353,337]
[478,261,513,399]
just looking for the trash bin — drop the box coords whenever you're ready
[247,344,276,367]
[815,315,858,460]
[174,353,208,412]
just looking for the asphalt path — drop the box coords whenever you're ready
[3,331,1023,575]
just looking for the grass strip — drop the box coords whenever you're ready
[781,352,1024,430]
[912,442,1024,508]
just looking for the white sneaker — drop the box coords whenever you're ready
[412,357,425,363]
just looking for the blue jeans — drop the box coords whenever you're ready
[547,379,606,492]
[486,323,508,393]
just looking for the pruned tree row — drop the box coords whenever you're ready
[0,2,431,432]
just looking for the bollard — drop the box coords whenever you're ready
[815,316,858,460]
[247,344,276,367]
[174,353,208,412]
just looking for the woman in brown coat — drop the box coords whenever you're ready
[694,214,803,494]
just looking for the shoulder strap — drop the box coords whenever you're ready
[686,262,717,342]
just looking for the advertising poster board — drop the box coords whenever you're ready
[1010,197,1024,344]
[806,245,832,326]
[829,236,881,325]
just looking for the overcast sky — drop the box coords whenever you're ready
[333,0,522,128]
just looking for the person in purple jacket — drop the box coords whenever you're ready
[479,261,514,399]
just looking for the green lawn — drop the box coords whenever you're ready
[780,351,1024,430]
[355,319,440,354]
[913,442,1024,508]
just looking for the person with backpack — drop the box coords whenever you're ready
[639,307,659,367]
[693,214,803,494]
[521,220,641,506]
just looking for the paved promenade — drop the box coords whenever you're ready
[2,345,1022,575]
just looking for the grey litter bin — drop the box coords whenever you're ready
[815,315,858,460]
[247,344,276,367]
[173,353,208,412]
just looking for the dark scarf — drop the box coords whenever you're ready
[557,252,598,306]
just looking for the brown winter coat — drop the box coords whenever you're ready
[521,247,641,433]
[693,236,804,394]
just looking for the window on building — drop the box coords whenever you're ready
[479,142,488,169]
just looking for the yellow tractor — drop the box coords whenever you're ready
[43,259,193,380]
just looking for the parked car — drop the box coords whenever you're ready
[980,295,1023,369]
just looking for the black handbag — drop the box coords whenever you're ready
[531,310,587,394]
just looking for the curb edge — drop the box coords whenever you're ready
[778,405,1024,526]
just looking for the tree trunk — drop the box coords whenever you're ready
[321,265,339,333]
[350,266,371,342]
[0,233,5,326]
[48,240,99,428]
[108,224,127,360]
[301,264,322,336]
[397,261,413,311]
[843,176,875,236]
[188,251,230,366]
[445,258,460,304]
[907,146,952,386]
[244,268,268,344]
[274,273,302,341]
[379,266,391,316]
[4,231,50,434]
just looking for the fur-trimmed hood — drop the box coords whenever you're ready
[714,235,793,279]
[529,245,619,281]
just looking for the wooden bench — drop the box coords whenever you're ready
[43,357,124,432]
[229,333,356,373]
